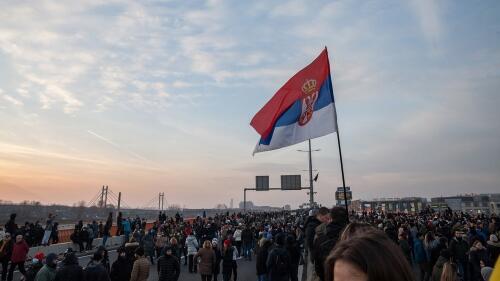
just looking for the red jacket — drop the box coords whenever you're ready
[11,240,29,263]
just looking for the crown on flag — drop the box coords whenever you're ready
[301,79,317,95]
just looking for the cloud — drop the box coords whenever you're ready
[408,0,444,52]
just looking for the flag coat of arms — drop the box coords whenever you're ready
[251,48,337,154]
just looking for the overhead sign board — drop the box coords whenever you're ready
[256,176,269,191]
[335,187,352,201]
[281,175,302,190]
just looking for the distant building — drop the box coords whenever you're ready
[335,187,352,206]
[353,197,427,213]
[430,193,500,214]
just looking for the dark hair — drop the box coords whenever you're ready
[325,231,415,281]
[318,207,330,216]
[330,207,348,225]
[135,247,145,256]
[93,251,103,261]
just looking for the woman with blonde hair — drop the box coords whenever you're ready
[440,262,458,281]
[194,240,216,281]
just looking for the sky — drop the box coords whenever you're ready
[0,0,499,209]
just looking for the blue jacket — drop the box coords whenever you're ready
[413,238,427,263]
[122,220,131,234]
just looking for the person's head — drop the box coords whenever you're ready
[325,231,415,281]
[339,223,376,241]
[275,233,286,246]
[317,207,331,223]
[472,240,484,249]
[440,262,457,281]
[9,214,16,220]
[135,247,145,257]
[170,237,177,245]
[46,253,58,268]
[3,233,11,241]
[203,240,212,249]
[164,245,172,256]
[330,207,348,226]
[212,238,218,248]
[15,234,23,243]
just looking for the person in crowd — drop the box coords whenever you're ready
[8,234,29,281]
[122,218,132,245]
[439,262,458,281]
[486,234,500,265]
[194,240,216,281]
[449,230,468,280]
[50,222,59,245]
[142,229,156,265]
[110,246,133,281]
[116,212,123,236]
[96,246,111,273]
[84,252,110,281]
[469,240,490,281]
[233,227,242,258]
[24,252,44,281]
[212,239,222,281]
[34,253,57,281]
[103,212,113,247]
[41,214,55,246]
[286,234,301,281]
[155,233,167,259]
[86,224,95,251]
[0,233,13,281]
[241,225,253,261]
[413,232,428,281]
[186,230,199,273]
[399,229,412,265]
[130,247,150,281]
[221,240,237,281]
[266,233,291,281]
[325,230,415,281]
[5,215,17,238]
[256,238,272,281]
[424,231,440,281]
[313,207,348,281]
[157,246,180,281]
[304,208,330,258]
[54,249,83,281]
[431,249,451,281]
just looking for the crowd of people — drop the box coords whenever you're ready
[0,207,497,281]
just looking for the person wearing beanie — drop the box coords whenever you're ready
[110,246,132,281]
[130,247,150,281]
[221,239,238,281]
[24,253,44,281]
[34,253,57,281]
[212,239,222,281]
[487,234,500,265]
[157,246,180,281]
[470,240,491,281]
[54,251,83,281]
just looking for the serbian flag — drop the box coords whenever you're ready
[251,48,337,154]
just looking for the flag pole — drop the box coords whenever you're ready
[308,139,314,207]
[325,47,349,221]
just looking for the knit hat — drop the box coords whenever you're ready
[46,253,58,265]
[34,252,45,261]
[490,234,498,243]
[223,239,231,247]
[212,238,218,245]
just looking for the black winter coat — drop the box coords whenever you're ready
[256,244,271,275]
[157,255,180,281]
[304,217,321,254]
[313,222,345,281]
[55,257,84,281]
[84,262,110,281]
[110,257,132,281]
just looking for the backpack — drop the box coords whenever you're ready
[272,249,289,275]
